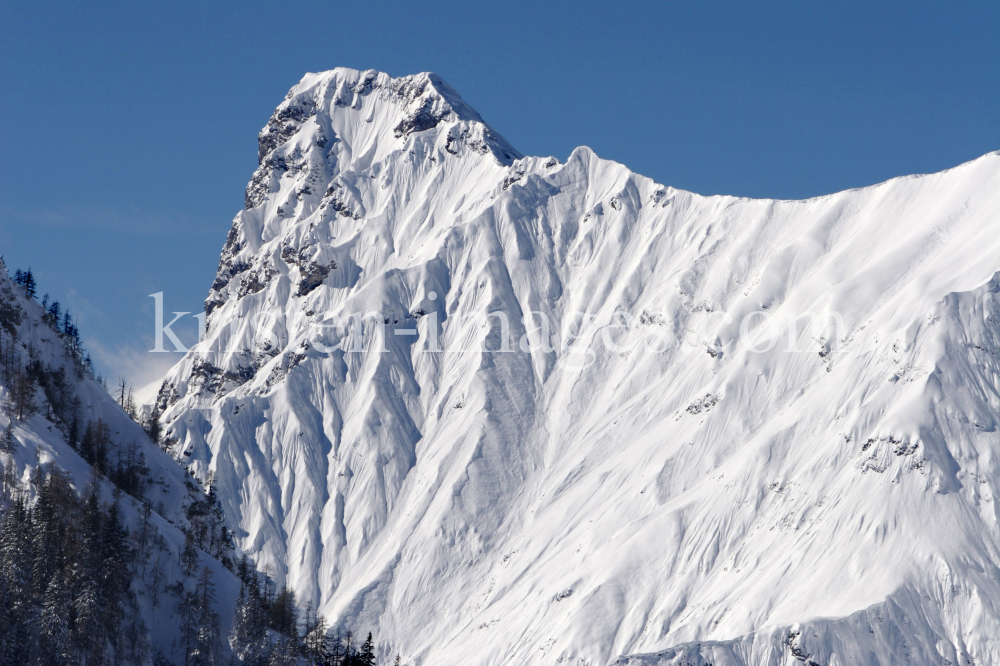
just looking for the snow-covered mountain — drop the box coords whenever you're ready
[0,262,241,661]
[155,67,1000,665]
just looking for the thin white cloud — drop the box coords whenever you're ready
[85,337,185,407]
[0,203,223,238]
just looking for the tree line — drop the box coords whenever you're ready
[12,267,94,380]
[2,262,399,665]
[3,262,234,566]
[0,465,397,666]
[230,554,392,666]
[0,260,233,666]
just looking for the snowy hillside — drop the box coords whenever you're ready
[0,262,241,662]
[155,67,1000,665]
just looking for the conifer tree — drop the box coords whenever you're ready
[149,555,164,608]
[231,569,271,666]
[231,582,252,663]
[74,576,103,664]
[270,584,299,637]
[67,404,81,449]
[101,500,130,655]
[32,470,61,596]
[14,268,37,298]
[342,631,354,663]
[0,420,14,453]
[145,404,162,445]
[122,589,152,666]
[48,300,61,326]
[359,632,375,666]
[178,589,200,666]
[75,487,106,663]
[190,566,221,666]
[303,611,329,664]
[0,498,33,665]
[132,501,154,577]
[267,638,297,666]
[328,630,344,666]
[181,531,200,576]
[39,571,73,666]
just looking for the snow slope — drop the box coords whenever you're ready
[0,263,241,661]
[156,66,1000,665]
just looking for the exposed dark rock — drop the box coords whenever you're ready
[212,259,250,292]
[246,153,291,209]
[261,343,310,392]
[297,261,336,297]
[502,165,526,191]
[257,97,317,165]
[320,181,364,219]
[686,393,720,416]
[281,242,337,297]
[189,358,258,397]
[222,221,245,255]
[393,96,450,138]
[238,265,278,298]
[155,381,180,411]
[205,294,226,318]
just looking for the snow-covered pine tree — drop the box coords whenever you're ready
[266,638,296,666]
[101,499,130,658]
[31,467,63,597]
[39,571,72,666]
[0,421,15,454]
[230,569,270,666]
[190,566,221,666]
[75,487,107,663]
[0,497,33,666]
[73,577,103,663]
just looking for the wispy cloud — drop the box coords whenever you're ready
[85,336,186,406]
[0,203,224,238]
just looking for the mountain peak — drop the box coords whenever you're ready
[291,68,485,136]
[165,65,1000,666]
[246,67,520,210]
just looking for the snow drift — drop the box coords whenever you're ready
[156,67,1000,665]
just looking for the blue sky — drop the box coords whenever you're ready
[1,0,997,390]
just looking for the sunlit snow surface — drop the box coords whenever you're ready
[157,67,1000,665]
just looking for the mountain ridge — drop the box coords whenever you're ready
[156,67,1000,665]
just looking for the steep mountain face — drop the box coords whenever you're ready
[156,66,1000,665]
[0,262,241,661]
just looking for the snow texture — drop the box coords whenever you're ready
[0,265,241,661]
[157,67,1000,665]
